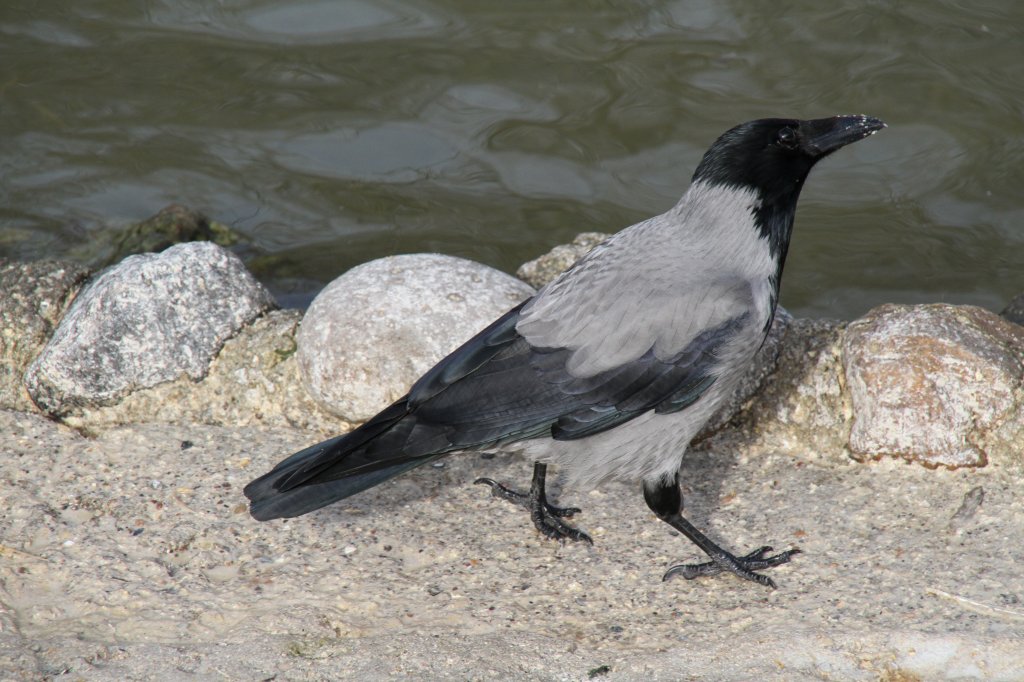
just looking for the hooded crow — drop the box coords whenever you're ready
[244,115,885,588]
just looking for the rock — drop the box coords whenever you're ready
[58,310,341,433]
[106,204,241,264]
[0,259,90,411]
[740,317,852,461]
[1001,291,1024,327]
[25,242,276,416]
[515,232,609,288]
[67,204,244,269]
[842,303,1024,468]
[298,254,535,422]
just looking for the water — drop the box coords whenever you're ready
[2,0,1022,318]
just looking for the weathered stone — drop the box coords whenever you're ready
[25,242,276,416]
[842,303,1024,468]
[66,204,244,269]
[515,232,609,288]
[740,318,852,461]
[106,204,240,264]
[60,310,341,433]
[298,254,534,422]
[0,259,90,411]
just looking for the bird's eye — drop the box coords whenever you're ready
[777,127,798,149]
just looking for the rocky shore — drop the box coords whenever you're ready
[2,218,1023,680]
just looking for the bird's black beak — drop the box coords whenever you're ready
[803,115,886,157]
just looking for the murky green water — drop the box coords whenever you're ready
[2,1,1022,318]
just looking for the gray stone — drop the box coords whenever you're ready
[842,303,1024,468]
[298,254,535,422]
[25,242,276,416]
[0,259,89,411]
[515,231,610,288]
[740,317,852,462]
[58,310,342,433]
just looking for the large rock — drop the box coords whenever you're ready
[740,317,852,461]
[56,310,341,433]
[25,242,276,416]
[0,259,89,411]
[842,304,1024,468]
[298,254,535,422]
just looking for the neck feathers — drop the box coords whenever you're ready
[678,179,799,325]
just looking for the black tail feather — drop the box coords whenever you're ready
[273,400,411,492]
[243,398,450,520]
[245,454,443,521]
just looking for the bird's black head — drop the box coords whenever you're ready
[693,115,885,204]
[692,114,885,324]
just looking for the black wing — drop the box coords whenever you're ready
[408,305,744,443]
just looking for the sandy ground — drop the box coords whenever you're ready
[2,408,1023,681]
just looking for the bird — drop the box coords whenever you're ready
[244,114,885,588]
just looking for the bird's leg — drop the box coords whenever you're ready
[643,475,800,589]
[475,462,592,544]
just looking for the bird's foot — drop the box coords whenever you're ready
[662,545,801,589]
[529,499,593,544]
[474,463,592,544]
[474,477,580,517]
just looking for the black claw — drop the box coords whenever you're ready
[475,477,581,518]
[662,546,801,587]
[549,505,581,519]
[533,510,594,544]
[476,463,591,544]
[474,477,521,502]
